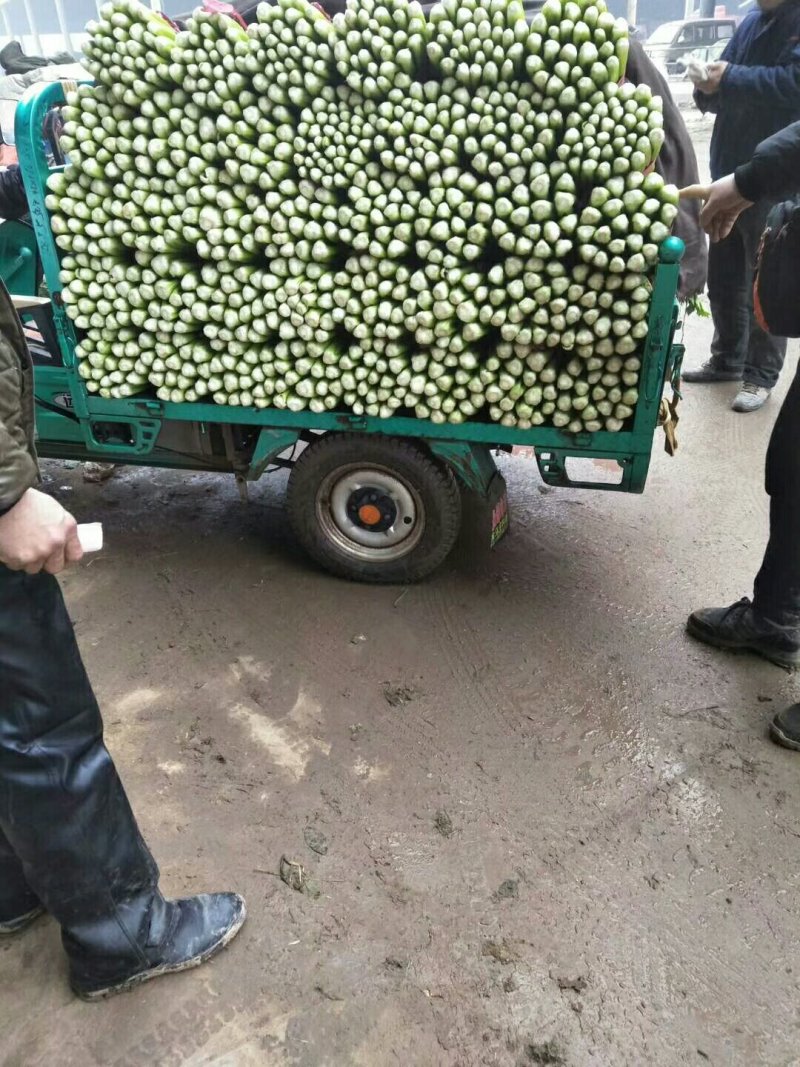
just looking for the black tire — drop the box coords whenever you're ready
[286,434,462,584]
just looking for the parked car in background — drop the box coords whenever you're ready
[669,38,728,78]
[644,18,736,69]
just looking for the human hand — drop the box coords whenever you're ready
[0,488,84,574]
[696,61,728,95]
[680,175,753,242]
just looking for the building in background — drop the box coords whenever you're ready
[0,0,98,56]
[607,1,740,37]
[608,0,685,24]
[0,0,743,61]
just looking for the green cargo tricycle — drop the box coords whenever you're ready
[8,80,685,583]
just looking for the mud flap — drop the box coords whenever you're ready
[454,470,510,565]
[489,472,510,548]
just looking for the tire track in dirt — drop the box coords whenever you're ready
[420,560,666,769]
[420,577,543,742]
[486,753,793,1065]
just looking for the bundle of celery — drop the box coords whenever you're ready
[48,0,678,432]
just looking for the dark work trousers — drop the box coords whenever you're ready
[0,566,169,990]
[753,362,800,631]
[708,199,788,390]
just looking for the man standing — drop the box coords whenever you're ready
[626,38,708,302]
[684,118,800,749]
[685,0,800,413]
[0,280,246,999]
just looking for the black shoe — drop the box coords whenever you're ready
[770,705,800,751]
[0,905,45,936]
[682,360,743,383]
[71,892,246,1001]
[686,598,800,670]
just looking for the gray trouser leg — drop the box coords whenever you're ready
[708,200,788,389]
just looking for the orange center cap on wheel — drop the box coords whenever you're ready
[358,504,382,526]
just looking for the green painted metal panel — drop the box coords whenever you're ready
[428,442,499,495]
[0,220,38,295]
[246,428,302,481]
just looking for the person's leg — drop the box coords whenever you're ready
[752,362,800,628]
[0,823,42,933]
[0,565,163,974]
[687,363,800,668]
[684,221,749,382]
[0,566,245,998]
[759,365,800,748]
[740,200,789,393]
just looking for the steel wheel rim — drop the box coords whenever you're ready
[316,463,426,562]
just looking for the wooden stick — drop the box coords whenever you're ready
[679,185,712,202]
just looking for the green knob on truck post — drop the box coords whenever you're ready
[660,236,686,264]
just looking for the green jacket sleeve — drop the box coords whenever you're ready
[0,283,39,514]
[0,422,38,515]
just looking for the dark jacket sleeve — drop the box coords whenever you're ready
[693,88,721,116]
[735,120,800,203]
[694,29,742,116]
[0,166,29,221]
[722,41,800,108]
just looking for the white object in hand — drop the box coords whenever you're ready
[687,61,710,86]
[77,523,104,553]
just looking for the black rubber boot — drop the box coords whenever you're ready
[71,892,247,1000]
[0,905,44,936]
[770,705,800,752]
[0,568,245,997]
[687,598,800,670]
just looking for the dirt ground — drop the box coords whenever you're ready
[4,118,800,1067]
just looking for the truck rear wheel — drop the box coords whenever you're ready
[286,434,462,584]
